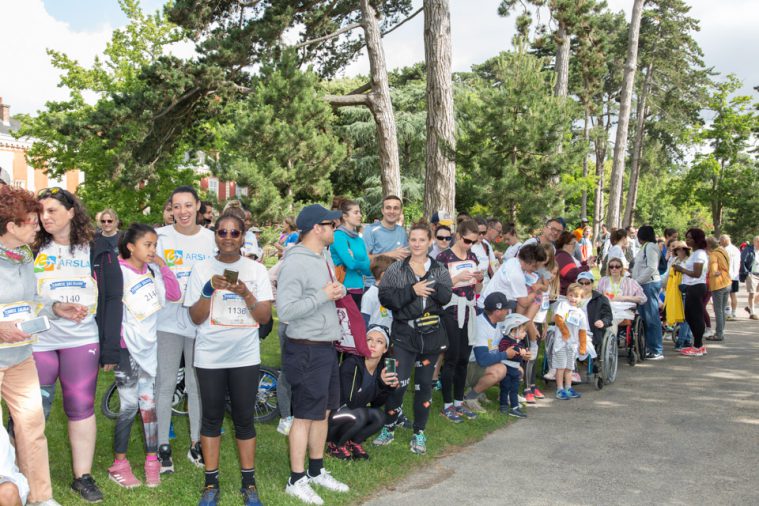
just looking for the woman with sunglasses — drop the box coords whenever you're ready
[96,208,121,254]
[154,186,216,474]
[597,260,647,305]
[435,219,483,422]
[33,186,123,502]
[331,198,371,306]
[186,212,273,506]
[430,225,452,259]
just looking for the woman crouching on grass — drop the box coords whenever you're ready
[186,213,273,506]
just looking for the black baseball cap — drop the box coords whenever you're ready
[483,292,517,312]
[296,204,342,233]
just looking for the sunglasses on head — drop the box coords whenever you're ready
[38,187,74,206]
[436,235,452,241]
[216,229,242,239]
[461,237,477,245]
[100,219,113,224]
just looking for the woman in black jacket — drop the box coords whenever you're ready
[327,326,398,461]
[376,222,452,455]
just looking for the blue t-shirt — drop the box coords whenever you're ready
[363,222,408,287]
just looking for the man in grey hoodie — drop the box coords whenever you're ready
[277,204,350,504]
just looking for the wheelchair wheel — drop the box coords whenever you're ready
[602,329,618,384]
[101,381,120,420]
[594,376,604,390]
[634,316,646,362]
[254,366,280,423]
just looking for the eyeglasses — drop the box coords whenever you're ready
[549,226,563,233]
[578,280,592,286]
[479,231,487,236]
[608,265,623,270]
[216,229,242,238]
[436,235,452,241]
[100,219,113,224]
[461,237,476,245]
[38,187,74,206]
[318,221,336,229]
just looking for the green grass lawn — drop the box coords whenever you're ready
[17,322,536,505]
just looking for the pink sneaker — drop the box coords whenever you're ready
[108,460,141,488]
[144,458,161,488]
[524,392,536,404]
[699,346,707,355]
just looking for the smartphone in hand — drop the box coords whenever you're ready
[223,269,239,284]
[385,358,397,374]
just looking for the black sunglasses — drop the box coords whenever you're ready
[608,265,623,270]
[461,237,477,245]
[216,229,242,239]
[318,221,336,229]
[578,280,592,286]
[100,219,114,224]
[38,187,74,206]
[436,235,452,241]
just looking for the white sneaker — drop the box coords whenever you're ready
[308,468,349,492]
[286,476,323,505]
[28,500,62,506]
[517,394,526,404]
[277,416,294,436]
[543,369,556,381]
[703,327,714,338]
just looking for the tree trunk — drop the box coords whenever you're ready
[592,122,607,240]
[554,22,570,98]
[606,0,644,229]
[360,0,402,198]
[422,0,456,219]
[581,107,590,219]
[622,63,654,227]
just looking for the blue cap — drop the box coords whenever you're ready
[577,271,595,282]
[296,204,342,233]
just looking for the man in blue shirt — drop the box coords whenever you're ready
[363,195,409,287]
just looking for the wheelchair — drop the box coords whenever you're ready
[611,301,645,366]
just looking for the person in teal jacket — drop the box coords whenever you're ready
[331,198,372,306]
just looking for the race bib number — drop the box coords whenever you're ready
[210,291,258,328]
[540,296,550,311]
[123,275,161,321]
[448,260,478,288]
[566,309,582,327]
[0,301,40,348]
[37,276,98,313]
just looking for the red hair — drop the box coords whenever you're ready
[0,185,41,234]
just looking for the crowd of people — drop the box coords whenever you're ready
[0,182,753,506]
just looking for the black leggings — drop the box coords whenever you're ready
[440,312,471,404]
[685,283,707,348]
[327,407,384,446]
[384,346,437,432]
[196,365,259,440]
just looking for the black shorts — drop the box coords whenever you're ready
[731,280,740,293]
[283,339,340,420]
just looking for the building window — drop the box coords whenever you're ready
[208,178,219,196]
[13,180,25,189]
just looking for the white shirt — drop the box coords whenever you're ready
[33,243,99,351]
[472,312,505,351]
[471,241,497,286]
[478,257,528,308]
[504,242,522,260]
[606,245,629,268]
[156,225,216,337]
[725,243,741,280]
[682,249,709,286]
[553,300,590,352]
[0,425,28,504]
[184,257,273,369]
[360,284,392,330]
[242,231,263,259]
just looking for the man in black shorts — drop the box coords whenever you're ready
[277,204,349,504]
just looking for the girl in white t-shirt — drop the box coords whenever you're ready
[551,283,589,400]
[109,224,180,488]
[672,228,709,356]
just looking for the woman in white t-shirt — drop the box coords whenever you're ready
[185,213,273,505]
[672,228,709,356]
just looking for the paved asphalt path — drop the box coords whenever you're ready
[364,297,759,505]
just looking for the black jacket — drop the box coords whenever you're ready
[339,354,395,409]
[586,289,613,349]
[378,256,452,354]
[91,235,124,366]
[740,245,755,282]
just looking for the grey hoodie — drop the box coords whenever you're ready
[276,244,342,342]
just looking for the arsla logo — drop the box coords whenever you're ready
[164,249,184,267]
[34,254,56,273]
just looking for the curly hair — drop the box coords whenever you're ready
[36,189,94,253]
[0,186,41,235]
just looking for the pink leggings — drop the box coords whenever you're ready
[33,343,100,421]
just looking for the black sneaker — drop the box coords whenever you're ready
[158,444,174,474]
[71,474,104,503]
[391,411,413,430]
[188,441,204,468]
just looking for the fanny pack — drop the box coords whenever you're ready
[413,313,441,334]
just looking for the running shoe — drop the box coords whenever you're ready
[680,347,703,357]
[71,474,103,503]
[524,392,536,404]
[566,387,582,398]
[241,485,263,506]
[455,405,478,420]
[462,398,486,413]
[285,476,323,505]
[699,346,708,355]
[188,441,204,468]
[440,406,464,423]
[157,444,174,474]
[326,442,352,460]
[392,412,413,429]
[543,369,556,381]
[508,407,528,419]
[726,315,737,321]
[409,432,427,455]
[751,314,759,320]
[433,379,442,391]
[144,459,161,488]
[308,468,349,492]
[703,327,714,338]
[645,352,664,360]
[198,486,220,506]
[517,394,527,404]
[372,427,395,446]
[346,440,369,460]
[532,387,545,399]
[678,346,696,354]
[555,389,571,400]
[108,460,141,489]
[277,416,294,436]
